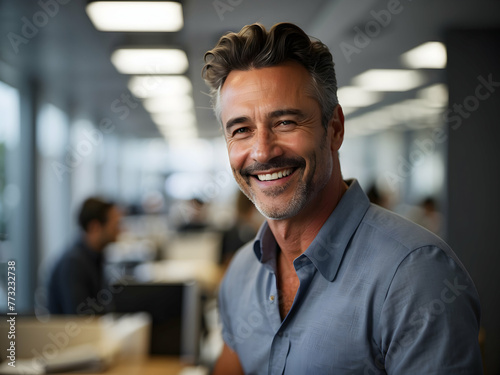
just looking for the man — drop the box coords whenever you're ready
[47,197,121,314]
[202,23,482,374]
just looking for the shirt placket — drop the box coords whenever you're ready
[268,333,291,375]
[267,257,316,375]
[264,270,287,374]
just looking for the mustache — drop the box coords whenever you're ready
[240,156,306,176]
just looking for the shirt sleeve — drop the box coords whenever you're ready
[378,246,483,374]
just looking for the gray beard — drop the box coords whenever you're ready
[250,180,309,220]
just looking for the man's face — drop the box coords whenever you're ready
[220,61,343,220]
[101,206,121,245]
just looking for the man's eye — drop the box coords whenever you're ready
[233,127,248,136]
[279,120,295,126]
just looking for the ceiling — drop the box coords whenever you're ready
[1,0,499,139]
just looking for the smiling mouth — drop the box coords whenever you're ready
[255,168,294,182]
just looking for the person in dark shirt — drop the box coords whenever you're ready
[47,197,121,314]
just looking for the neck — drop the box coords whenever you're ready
[267,176,348,266]
[84,234,103,252]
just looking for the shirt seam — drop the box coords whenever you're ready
[376,244,456,361]
[360,219,414,253]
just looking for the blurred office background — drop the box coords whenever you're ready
[0,0,499,373]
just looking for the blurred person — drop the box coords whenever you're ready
[47,197,121,314]
[220,191,263,267]
[177,197,209,232]
[366,183,391,210]
[202,23,482,374]
[410,196,443,236]
[141,190,166,214]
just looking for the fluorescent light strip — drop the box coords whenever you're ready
[152,112,197,127]
[143,95,194,113]
[128,75,192,99]
[352,69,425,92]
[416,83,448,107]
[86,1,183,32]
[111,49,188,75]
[401,42,447,69]
[159,127,198,139]
[337,86,382,107]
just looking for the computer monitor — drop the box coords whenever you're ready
[110,281,201,363]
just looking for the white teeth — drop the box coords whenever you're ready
[257,168,292,181]
[258,173,272,181]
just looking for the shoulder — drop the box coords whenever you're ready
[52,242,91,276]
[363,204,447,248]
[348,204,476,304]
[367,209,482,372]
[359,205,480,323]
[357,204,461,265]
[59,244,84,263]
[352,206,481,371]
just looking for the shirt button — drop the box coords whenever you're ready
[270,295,275,302]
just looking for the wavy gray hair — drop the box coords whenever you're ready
[202,22,339,129]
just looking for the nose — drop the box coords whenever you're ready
[249,128,283,163]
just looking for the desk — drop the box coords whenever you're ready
[103,357,187,375]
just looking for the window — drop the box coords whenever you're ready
[0,80,20,241]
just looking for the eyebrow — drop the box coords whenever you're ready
[225,108,307,132]
[225,116,250,132]
[268,109,306,120]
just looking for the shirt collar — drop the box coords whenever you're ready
[253,220,278,273]
[253,179,370,281]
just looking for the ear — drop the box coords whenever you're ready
[328,104,345,153]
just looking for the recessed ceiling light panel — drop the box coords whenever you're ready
[143,95,194,113]
[86,1,183,32]
[128,75,192,98]
[401,42,447,69]
[417,83,448,107]
[152,111,196,127]
[112,49,188,75]
[352,69,426,91]
[337,86,382,107]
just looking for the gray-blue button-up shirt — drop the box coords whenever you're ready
[219,180,482,374]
